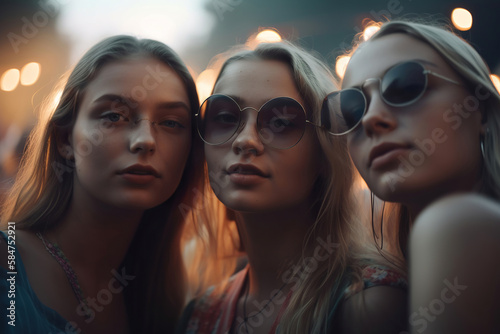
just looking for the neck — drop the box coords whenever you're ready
[47,190,144,280]
[236,206,314,299]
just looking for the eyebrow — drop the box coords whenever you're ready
[92,94,190,112]
[92,94,130,105]
[224,94,281,108]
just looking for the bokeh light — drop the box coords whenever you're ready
[1,69,21,92]
[335,56,351,79]
[491,74,500,94]
[451,8,473,31]
[246,28,282,49]
[255,29,282,44]
[196,69,217,104]
[20,62,41,86]
[363,25,380,41]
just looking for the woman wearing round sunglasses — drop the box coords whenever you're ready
[177,40,409,334]
[323,20,500,333]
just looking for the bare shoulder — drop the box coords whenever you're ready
[334,286,408,334]
[412,193,500,244]
[410,193,500,333]
[415,193,500,227]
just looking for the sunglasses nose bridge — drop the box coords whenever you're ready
[234,107,260,137]
[231,109,264,154]
[361,77,381,95]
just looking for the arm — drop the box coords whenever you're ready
[334,285,408,334]
[409,193,500,334]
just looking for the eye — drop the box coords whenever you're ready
[212,111,239,124]
[159,120,185,129]
[269,117,295,129]
[101,112,128,123]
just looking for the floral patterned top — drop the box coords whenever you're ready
[176,263,407,334]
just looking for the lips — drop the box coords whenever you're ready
[368,142,411,167]
[118,164,160,178]
[227,163,268,177]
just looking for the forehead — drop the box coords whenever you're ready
[82,56,188,104]
[213,59,303,106]
[343,33,450,88]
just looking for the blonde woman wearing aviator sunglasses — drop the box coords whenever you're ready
[177,40,409,334]
[322,20,500,333]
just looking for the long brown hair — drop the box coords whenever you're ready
[1,35,204,332]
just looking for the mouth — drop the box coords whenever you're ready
[227,163,268,177]
[118,164,160,178]
[368,142,411,168]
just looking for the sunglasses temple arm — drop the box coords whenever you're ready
[425,70,461,86]
[306,120,344,136]
[306,120,323,128]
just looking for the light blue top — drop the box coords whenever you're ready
[0,231,76,333]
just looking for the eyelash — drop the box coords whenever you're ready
[158,120,185,129]
[101,112,186,129]
[102,112,127,122]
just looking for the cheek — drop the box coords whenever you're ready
[347,137,364,171]
[72,120,124,160]
[204,146,224,172]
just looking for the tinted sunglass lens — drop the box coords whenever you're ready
[258,98,306,149]
[381,62,426,105]
[198,95,240,145]
[322,89,366,134]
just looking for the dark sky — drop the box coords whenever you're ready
[0,0,498,124]
[183,0,500,74]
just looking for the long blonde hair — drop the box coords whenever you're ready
[1,35,204,333]
[343,19,500,260]
[190,41,363,333]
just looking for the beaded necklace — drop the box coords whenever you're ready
[36,232,91,319]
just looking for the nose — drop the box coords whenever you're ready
[129,118,156,153]
[360,79,398,137]
[231,109,264,156]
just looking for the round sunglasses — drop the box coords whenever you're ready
[196,94,320,149]
[321,61,461,135]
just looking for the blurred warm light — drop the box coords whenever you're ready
[491,74,500,94]
[20,62,41,86]
[196,69,217,104]
[335,56,351,79]
[186,65,198,82]
[1,69,20,92]
[363,25,380,41]
[255,29,282,44]
[451,8,473,31]
[246,28,282,49]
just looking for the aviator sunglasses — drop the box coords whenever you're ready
[196,94,320,149]
[321,61,461,135]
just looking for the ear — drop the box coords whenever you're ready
[56,130,74,161]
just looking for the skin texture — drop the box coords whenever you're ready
[65,56,192,211]
[344,33,484,216]
[410,193,500,334]
[206,59,322,214]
